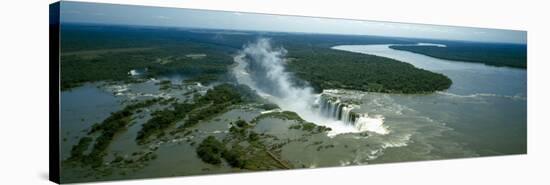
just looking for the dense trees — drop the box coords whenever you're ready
[182,84,245,128]
[196,119,288,169]
[285,47,452,93]
[59,24,419,91]
[60,24,457,94]
[60,46,233,90]
[389,42,526,68]
[69,137,92,160]
[221,145,246,168]
[251,111,304,123]
[196,136,225,165]
[60,25,237,90]
[135,102,194,144]
[289,122,332,134]
[195,135,249,168]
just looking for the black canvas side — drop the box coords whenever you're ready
[49,1,61,184]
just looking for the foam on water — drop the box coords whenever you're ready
[436,91,526,100]
[355,114,389,135]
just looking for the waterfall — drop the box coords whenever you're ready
[318,95,357,125]
[232,38,389,136]
[317,94,389,135]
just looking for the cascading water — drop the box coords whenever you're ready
[318,95,358,124]
[232,38,389,136]
[317,93,389,135]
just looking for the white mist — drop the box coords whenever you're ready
[232,38,388,136]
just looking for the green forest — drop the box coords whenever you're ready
[286,46,452,93]
[60,25,239,90]
[390,43,526,68]
[60,24,453,94]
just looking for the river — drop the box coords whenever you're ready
[331,44,526,162]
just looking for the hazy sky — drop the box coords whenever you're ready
[60,1,527,44]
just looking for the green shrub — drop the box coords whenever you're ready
[69,137,92,160]
[222,145,246,168]
[196,136,225,165]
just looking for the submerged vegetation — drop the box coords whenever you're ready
[65,83,265,172]
[67,98,160,167]
[136,84,246,144]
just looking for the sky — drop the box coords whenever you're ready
[60,1,527,44]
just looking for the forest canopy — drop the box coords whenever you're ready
[60,24,452,93]
[389,42,526,68]
[285,46,452,93]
